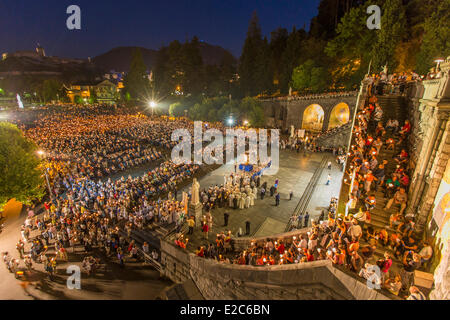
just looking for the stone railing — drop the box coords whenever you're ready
[259,91,358,102]
[231,227,310,251]
[160,238,399,300]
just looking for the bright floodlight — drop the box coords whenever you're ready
[37,150,45,156]
[435,59,444,63]
[244,120,249,126]
[228,118,234,125]
[150,101,157,108]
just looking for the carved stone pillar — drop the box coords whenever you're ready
[188,202,203,227]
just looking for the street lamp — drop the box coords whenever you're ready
[243,120,249,126]
[149,101,157,116]
[227,117,234,128]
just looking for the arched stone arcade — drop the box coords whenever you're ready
[328,102,350,129]
[302,104,325,131]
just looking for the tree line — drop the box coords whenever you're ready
[124,0,448,104]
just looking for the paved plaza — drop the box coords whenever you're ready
[180,150,344,250]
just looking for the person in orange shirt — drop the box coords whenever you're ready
[364,171,377,193]
[256,256,264,265]
[237,253,246,265]
[378,228,389,246]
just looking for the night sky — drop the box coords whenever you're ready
[0,0,320,59]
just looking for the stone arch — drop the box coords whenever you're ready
[302,104,325,131]
[328,102,350,129]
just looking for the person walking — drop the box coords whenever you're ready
[275,193,280,206]
[270,185,275,197]
[245,220,251,235]
[260,187,266,200]
[326,174,331,186]
[328,161,332,170]
[223,212,229,227]
[289,191,293,200]
[304,212,310,228]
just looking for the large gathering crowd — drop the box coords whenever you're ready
[4,104,214,280]
[3,76,431,300]
[188,89,431,300]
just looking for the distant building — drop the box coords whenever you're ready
[36,44,46,57]
[1,53,8,61]
[65,80,118,104]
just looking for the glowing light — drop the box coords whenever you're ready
[149,101,157,108]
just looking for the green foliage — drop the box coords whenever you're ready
[372,0,407,71]
[169,102,187,117]
[0,122,44,210]
[187,96,265,127]
[123,48,150,102]
[279,28,308,94]
[32,79,63,103]
[325,5,376,62]
[240,97,265,127]
[291,60,329,93]
[89,88,98,104]
[74,95,83,104]
[153,37,236,99]
[238,12,272,97]
[416,0,450,74]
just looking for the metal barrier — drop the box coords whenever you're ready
[285,156,328,232]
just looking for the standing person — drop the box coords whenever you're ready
[328,161,332,170]
[245,220,251,236]
[289,191,294,200]
[270,185,275,197]
[223,212,229,227]
[297,213,304,229]
[275,193,280,206]
[187,216,195,235]
[303,212,310,228]
[16,240,25,259]
[260,187,266,200]
[378,252,393,283]
[46,261,54,281]
[117,248,125,268]
[326,174,331,186]
[202,221,209,239]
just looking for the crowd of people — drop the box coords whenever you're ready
[3,92,431,299]
[186,92,431,300]
[4,104,223,280]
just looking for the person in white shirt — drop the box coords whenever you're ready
[142,242,149,254]
[347,219,362,240]
[418,241,433,265]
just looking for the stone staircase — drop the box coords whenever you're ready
[359,95,408,262]
[315,122,352,149]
